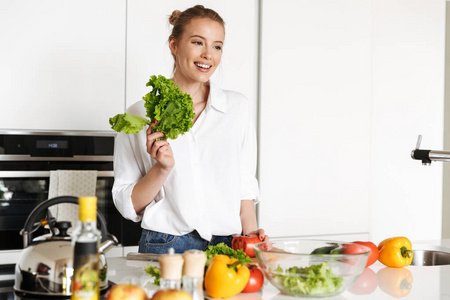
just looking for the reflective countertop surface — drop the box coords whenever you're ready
[106,239,450,300]
[3,239,450,299]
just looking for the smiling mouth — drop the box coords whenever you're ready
[194,62,212,69]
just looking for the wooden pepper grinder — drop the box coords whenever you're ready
[182,250,207,300]
[158,248,184,289]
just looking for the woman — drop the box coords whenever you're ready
[112,5,267,254]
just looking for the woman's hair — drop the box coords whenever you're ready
[168,5,225,71]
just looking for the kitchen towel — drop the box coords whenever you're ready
[48,170,98,227]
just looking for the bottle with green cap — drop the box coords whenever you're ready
[71,196,101,300]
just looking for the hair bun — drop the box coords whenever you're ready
[169,10,182,25]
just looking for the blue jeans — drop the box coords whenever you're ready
[138,229,233,254]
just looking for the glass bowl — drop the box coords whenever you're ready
[254,239,370,297]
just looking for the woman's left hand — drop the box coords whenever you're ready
[247,229,269,242]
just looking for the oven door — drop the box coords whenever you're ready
[0,171,141,251]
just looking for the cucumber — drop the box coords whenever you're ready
[310,243,339,255]
[330,248,343,254]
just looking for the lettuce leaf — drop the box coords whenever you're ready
[109,113,151,134]
[204,242,252,267]
[143,75,195,140]
[143,264,160,285]
[272,262,343,296]
[109,75,195,139]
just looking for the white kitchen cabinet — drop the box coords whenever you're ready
[0,0,126,131]
[258,0,372,239]
[369,0,445,242]
[1,0,446,243]
[258,0,446,243]
[125,0,259,122]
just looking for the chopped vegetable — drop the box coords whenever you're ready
[109,75,195,139]
[144,264,161,285]
[271,262,343,296]
[109,113,151,134]
[232,235,260,258]
[205,243,252,267]
[143,75,195,140]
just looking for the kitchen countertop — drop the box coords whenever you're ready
[107,239,450,300]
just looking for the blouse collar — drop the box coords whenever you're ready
[207,81,227,114]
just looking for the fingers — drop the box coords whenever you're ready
[256,229,269,242]
[149,119,157,134]
[247,229,269,242]
[258,229,265,238]
[149,139,170,158]
[147,120,160,137]
[146,120,167,155]
[146,133,165,151]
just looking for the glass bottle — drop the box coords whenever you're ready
[71,196,101,300]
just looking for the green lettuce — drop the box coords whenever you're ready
[204,242,252,267]
[272,262,343,296]
[109,75,195,139]
[109,113,151,134]
[143,75,195,140]
[144,264,160,285]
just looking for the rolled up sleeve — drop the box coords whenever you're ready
[112,131,145,222]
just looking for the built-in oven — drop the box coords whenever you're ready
[0,130,141,260]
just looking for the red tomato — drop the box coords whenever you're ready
[242,265,264,293]
[353,241,379,267]
[231,235,261,258]
[339,243,367,266]
[342,243,368,254]
[348,267,378,295]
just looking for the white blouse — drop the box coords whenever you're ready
[112,82,259,241]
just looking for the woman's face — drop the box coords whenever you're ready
[170,18,224,84]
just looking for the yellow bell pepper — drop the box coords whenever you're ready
[378,237,414,268]
[204,254,250,298]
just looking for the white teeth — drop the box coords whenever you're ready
[195,63,211,69]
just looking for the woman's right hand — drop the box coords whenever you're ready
[146,120,175,171]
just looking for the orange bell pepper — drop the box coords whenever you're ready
[378,237,414,268]
[204,255,250,298]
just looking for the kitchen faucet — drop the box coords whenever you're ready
[411,135,450,165]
